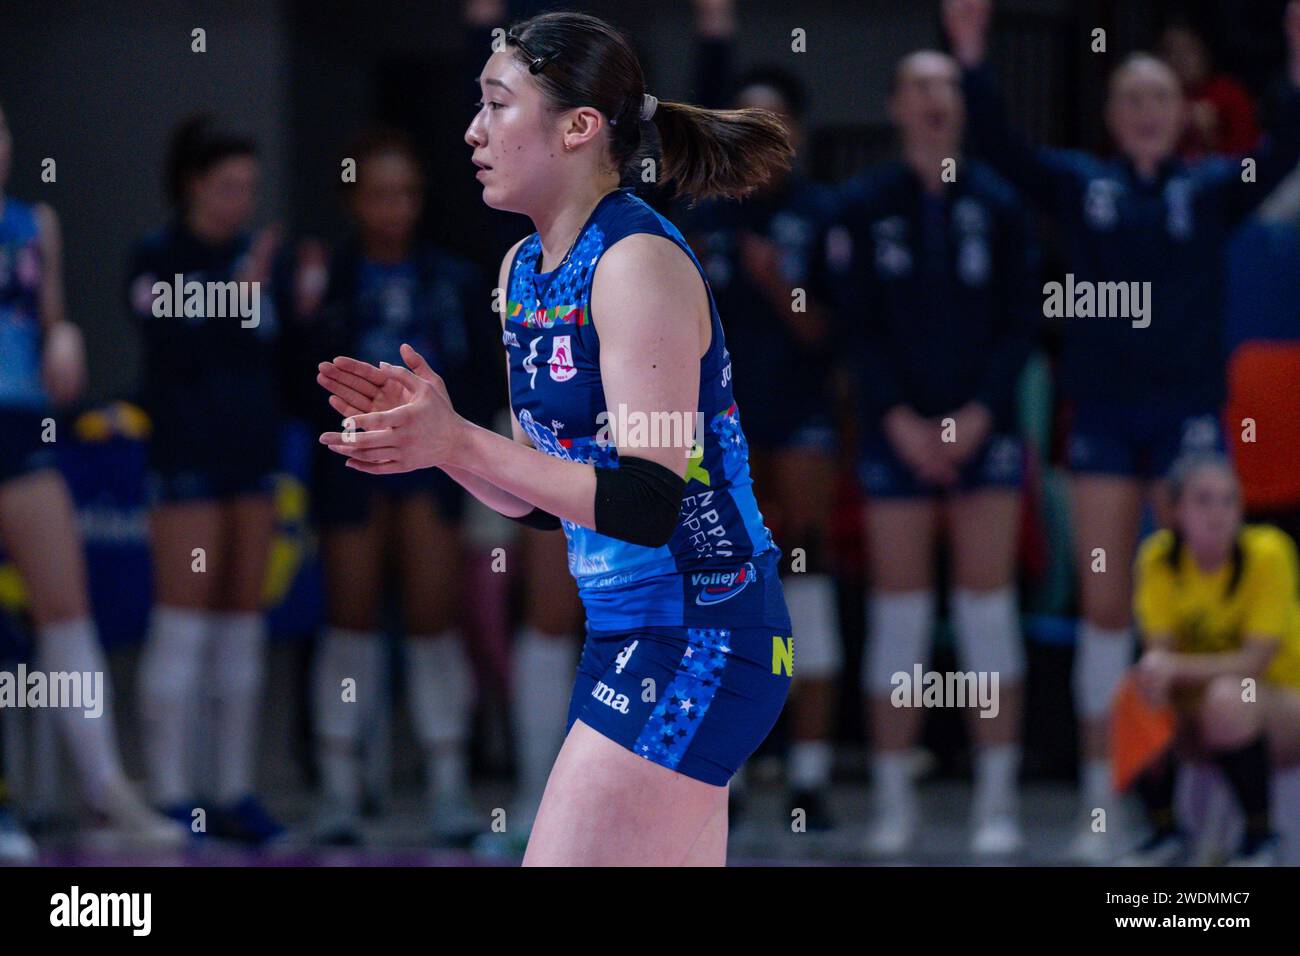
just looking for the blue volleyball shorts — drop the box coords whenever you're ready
[566,623,794,786]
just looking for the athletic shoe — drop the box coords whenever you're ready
[1117,828,1191,866]
[93,779,187,848]
[0,807,37,863]
[863,804,917,856]
[1226,832,1280,867]
[971,813,1024,856]
[309,803,363,847]
[210,795,286,846]
[787,788,835,832]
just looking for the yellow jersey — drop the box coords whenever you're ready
[1134,524,1300,689]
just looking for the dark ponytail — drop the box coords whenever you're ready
[505,12,793,201]
[166,113,257,209]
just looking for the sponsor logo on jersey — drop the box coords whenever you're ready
[549,334,577,382]
[502,328,520,348]
[614,640,638,674]
[692,561,755,605]
[522,335,542,388]
[591,680,630,714]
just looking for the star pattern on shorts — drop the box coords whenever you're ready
[632,628,731,771]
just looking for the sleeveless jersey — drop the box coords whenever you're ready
[504,187,788,632]
[0,199,47,408]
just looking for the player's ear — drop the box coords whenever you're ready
[562,106,605,151]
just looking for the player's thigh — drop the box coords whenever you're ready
[1069,474,1144,626]
[219,493,277,612]
[522,525,581,635]
[947,487,1020,591]
[320,518,385,631]
[523,719,727,866]
[865,496,940,592]
[770,446,836,538]
[0,469,90,623]
[394,493,461,634]
[150,499,224,610]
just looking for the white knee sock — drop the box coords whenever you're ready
[407,633,474,801]
[950,587,1025,682]
[138,606,210,806]
[209,611,266,804]
[783,573,842,678]
[864,590,936,695]
[512,626,575,803]
[37,617,127,807]
[1073,623,1133,722]
[312,627,382,813]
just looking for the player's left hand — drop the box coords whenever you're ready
[1135,649,1178,707]
[42,319,87,406]
[319,343,463,473]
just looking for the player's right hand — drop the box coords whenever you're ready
[942,0,991,68]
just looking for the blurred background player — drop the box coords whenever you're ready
[503,527,582,846]
[683,0,841,828]
[0,100,179,849]
[1159,15,1261,160]
[1126,452,1300,866]
[944,0,1300,861]
[827,51,1038,856]
[287,128,480,846]
[127,115,286,845]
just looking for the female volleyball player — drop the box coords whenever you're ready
[827,50,1038,856]
[127,115,284,845]
[1127,453,1300,866]
[945,0,1300,861]
[293,128,480,846]
[0,101,180,847]
[318,11,793,865]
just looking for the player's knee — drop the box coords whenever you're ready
[1072,624,1134,720]
[1200,676,1258,749]
[863,589,935,695]
[950,587,1025,683]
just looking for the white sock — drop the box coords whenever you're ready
[789,740,833,790]
[1073,622,1133,721]
[972,742,1021,823]
[872,751,914,818]
[407,633,474,800]
[138,605,210,806]
[312,628,381,813]
[782,573,842,677]
[37,617,127,807]
[513,626,575,803]
[1081,757,1114,813]
[209,611,266,804]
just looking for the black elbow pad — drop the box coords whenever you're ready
[509,507,562,531]
[594,455,685,548]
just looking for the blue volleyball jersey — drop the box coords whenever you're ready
[504,187,789,632]
[0,199,47,408]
